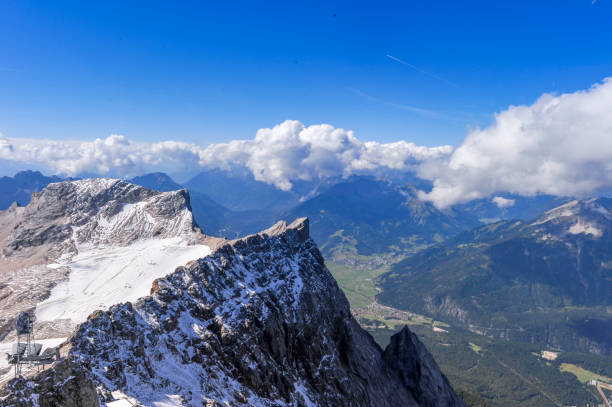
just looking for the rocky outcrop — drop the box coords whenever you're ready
[0,217,465,407]
[384,327,465,407]
[3,178,202,257]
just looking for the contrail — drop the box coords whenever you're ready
[347,87,439,117]
[386,54,457,87]
[347,87,485,123]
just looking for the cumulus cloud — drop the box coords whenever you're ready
[491,196,515,209]
[0,135,203,177]
[419,78,612,208]
[198,121,451,190]
[0,120,451,189]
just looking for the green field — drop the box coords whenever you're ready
[559,363,612,384]
[326,259,389,308]
[327,257,440,331]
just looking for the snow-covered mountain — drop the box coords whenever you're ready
[0,178,464,406]
[529,198,612,238]
[0,179,214,382]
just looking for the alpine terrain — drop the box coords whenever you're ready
[0,178,213,383]
[0,179,465,407]
[379,198,612,354]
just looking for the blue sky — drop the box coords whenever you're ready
[2,0,611,148]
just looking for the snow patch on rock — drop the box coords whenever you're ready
[568,220,603,238]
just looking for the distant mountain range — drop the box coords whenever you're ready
[286,177,478,258]
[379,198,612,354]
[128,172,184,192]
[0,169,577,256]
[456,194,570,224]
[184,168,338,212]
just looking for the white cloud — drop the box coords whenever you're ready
[0,134,13,155]
[419,78,612,208]
[492,196,515,208]
[0,120,451,189]
[9,78,612,204]
[0,135,198,176]
[198,121,451,190]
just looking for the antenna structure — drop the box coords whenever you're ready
[6,312,57,378]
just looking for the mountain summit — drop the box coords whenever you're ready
[0,179,465,406]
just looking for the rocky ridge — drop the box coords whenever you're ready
[1,216,465,407]
[2,178,202,258]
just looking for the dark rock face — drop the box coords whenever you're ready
[0,218,465,406]
[384,327,465,407]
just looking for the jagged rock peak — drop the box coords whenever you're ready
[1,217,464,406]
[0,211,464,406]
[384,326,465,407]
[232,217,309,244]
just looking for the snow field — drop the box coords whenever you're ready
[36,238,211,325]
